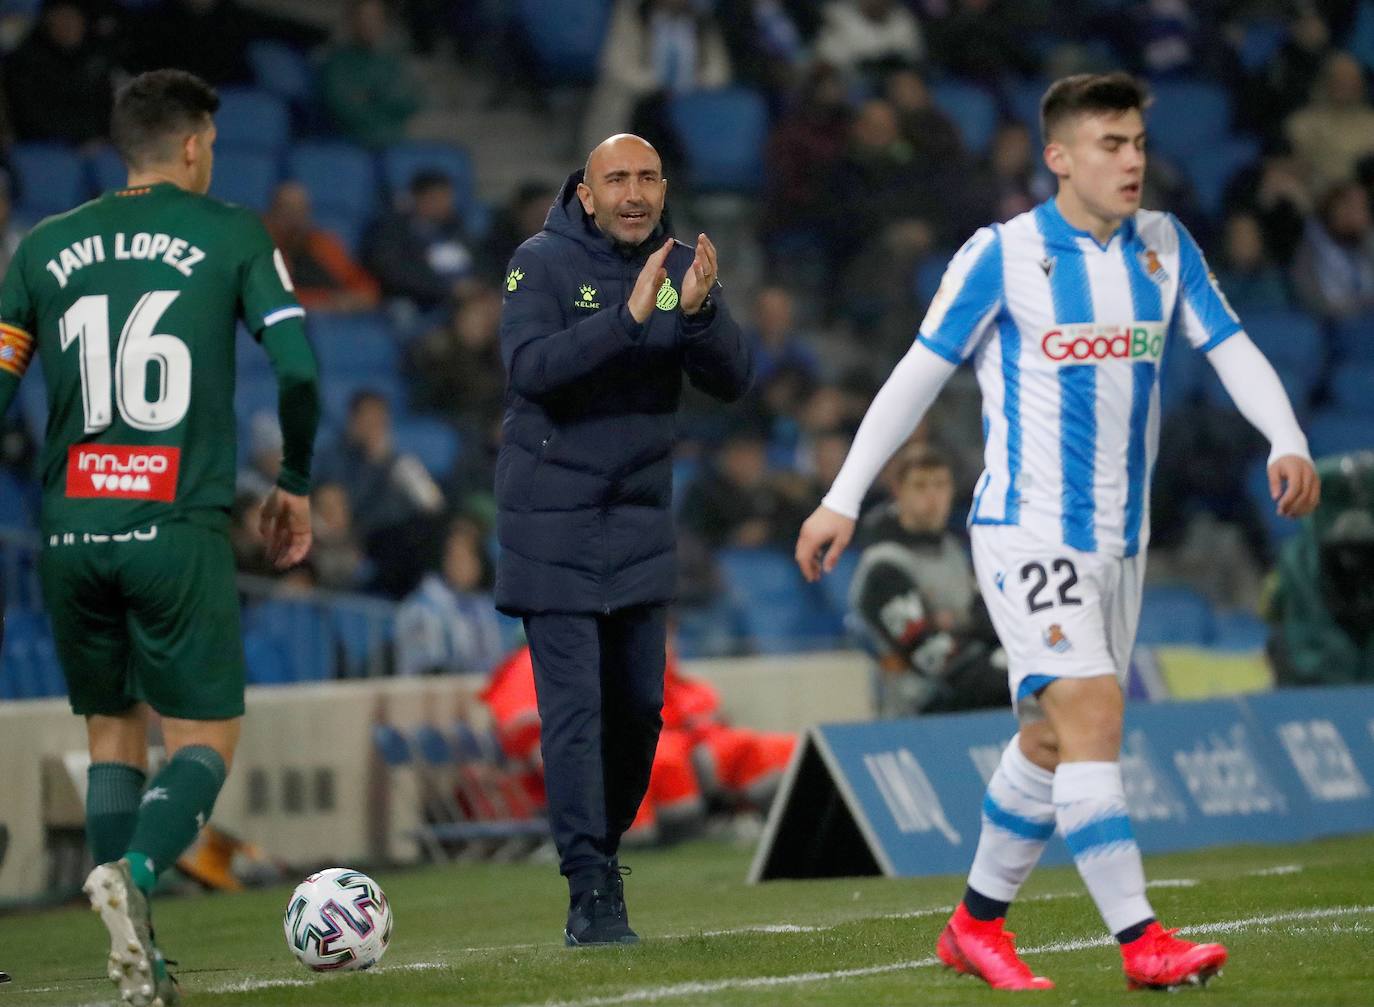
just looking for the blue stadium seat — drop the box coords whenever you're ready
[1146,80,1230,164]
[380,141,475,208]
[1352,0,1374,73]
[517,0,612,85]
[0,468,37,529]
[1211,609,1269,652]
[1307,410,1374,457]
[321,374,405,424]
[286,141,378,222]
[675,597,741,659]
[214,87,291,153]
[86,145,127,194]
[234,372,280,430]
[931,79,999,156]
[1332,312,1374,364]
[1329,365,1374,416]
[913,253,949,306]
[331,607,391,677]
[1237,19,1290,73]
[1159,332,1205,413]
[716,547,834,653]
[1184,135,1259,220]
[816,547,859,635]
[307,313,398,375]
[313,208,365,256]
[247,40,314,107]
[394,417,462,478]
[11,143,86,220]
[1136,585,1215,646]
[372,723,414,767]
[16,353,46,445]
[243,629,292,685]
[668,87,769,194]
[1003,77,1050,140]
[412,724,455,767]
[207,149,279,212]
[243,599,331,681]
[0,611,65,699]
[0,1,42,17]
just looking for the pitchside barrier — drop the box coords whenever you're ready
[750,684,1374,881]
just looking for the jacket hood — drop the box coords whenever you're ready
[543,169,674,259]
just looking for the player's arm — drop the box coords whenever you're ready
[0,242,38,417]
[1171,216,1319,519]
[240,219,321,568]
[796,227,1004,581]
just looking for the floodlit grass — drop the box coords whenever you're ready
[4,832,1373,1006]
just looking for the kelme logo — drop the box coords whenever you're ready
[575,284,600,309]
[656,276,679,311]
[505,268,524,292]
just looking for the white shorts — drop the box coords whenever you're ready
[970,524,1144,722]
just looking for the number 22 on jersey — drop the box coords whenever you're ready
[60,291,191,433]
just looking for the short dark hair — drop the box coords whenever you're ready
[893,446,952,483]
[111,69,219,170]
[1040,73,1149,143]
[409,170,453,196]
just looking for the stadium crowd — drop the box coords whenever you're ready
[2,0,1373,677]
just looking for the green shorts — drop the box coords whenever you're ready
[40,521,246,720]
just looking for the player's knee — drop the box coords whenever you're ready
[1018,723,1060,771]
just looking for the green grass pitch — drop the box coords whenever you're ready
[4,832,1372,1006]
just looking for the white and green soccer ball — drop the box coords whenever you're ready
[283,868,393,971]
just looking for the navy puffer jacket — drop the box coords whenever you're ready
[494,171,754,615]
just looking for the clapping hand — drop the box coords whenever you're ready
[680,232,718,315]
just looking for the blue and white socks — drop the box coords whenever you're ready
[1053,760,1154,935]
[966,736,1056,914]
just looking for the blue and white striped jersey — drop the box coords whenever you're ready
[919,199,1243,557]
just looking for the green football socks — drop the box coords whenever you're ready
[86,762,147,864]
[124,745,227,894]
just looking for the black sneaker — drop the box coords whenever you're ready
[564,863,639,946]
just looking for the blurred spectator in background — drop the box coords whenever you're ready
[263,181,380,313]
[319,0,422,148]
[409,285,505,428]
[1214,210,1293,313]
[395,518,504,676]
[748,286,819,387]
[0,170,24,275]
[581,0,732,166]
[883,68,964,169]
[1292,179,1374,319]
[716,0,817,97]
[1225,144,1313,267]
[850,447,1005,716]
[229,492,274,578]
[2,0,114,146]
[760,63,851,264]
[1286,51,1374,195]
[1269,452,1374,686]
[311,482,370,591]
[679,425,803,549]
[367,170,478,315]
[236,412,283,499]
[1244,5,1331,137]
[815,0,924,90]
[1132,0,1205,78]
[315,390,445,539]
[130,0,322,85]
[480,180,557,284]
[965,121,1054,226]
[925,0,1035,84]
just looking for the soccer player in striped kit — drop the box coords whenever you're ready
[796,73,1320,991]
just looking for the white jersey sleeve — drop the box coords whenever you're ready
[1171,215,1244,352]
[917,226,1005,363]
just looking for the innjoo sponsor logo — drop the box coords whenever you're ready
[66,444,180,501]
[1041,322,1166,364]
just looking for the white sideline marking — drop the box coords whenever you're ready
[1147,878,1200,888]
[701,924,822,936]
[208,976,315,993]
[528,905,1374,1007]
[1248,864,1303,876]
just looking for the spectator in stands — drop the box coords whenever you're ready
[229,492,275,579]
[409,285,506,429]
[850,447,1006,715]
[924,0,1035,84]
[759,63,851,262]
[130,0,322,85]
[748,286,819,387]
[1269,452,1374,686]
[1291,179,1374,319]
[314,390,445,540]
[395,518,505,676]
[480,180,558,284]
[1286,51,1374,196]
[964,121,1055,227]
[236,411,282,500]
[815,0,924,89]
[883,68,965,168]
[318,0,422,148]
[716,0,816,96]
[1243,7,1332,139]
[0,170,25,276]
[310,482,369,592]
[1214,211,1293,313]
[679,425,803,549]
[1224,144,1313,267]
[263,182,380,314]
[2,0,115,146]
[366,170,478,315]
[581,0,732,165]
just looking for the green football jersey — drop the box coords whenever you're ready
[0,183,303,535]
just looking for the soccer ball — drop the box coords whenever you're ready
[283,868,393,971]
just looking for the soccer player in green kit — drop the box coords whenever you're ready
[0,70,319,1007]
